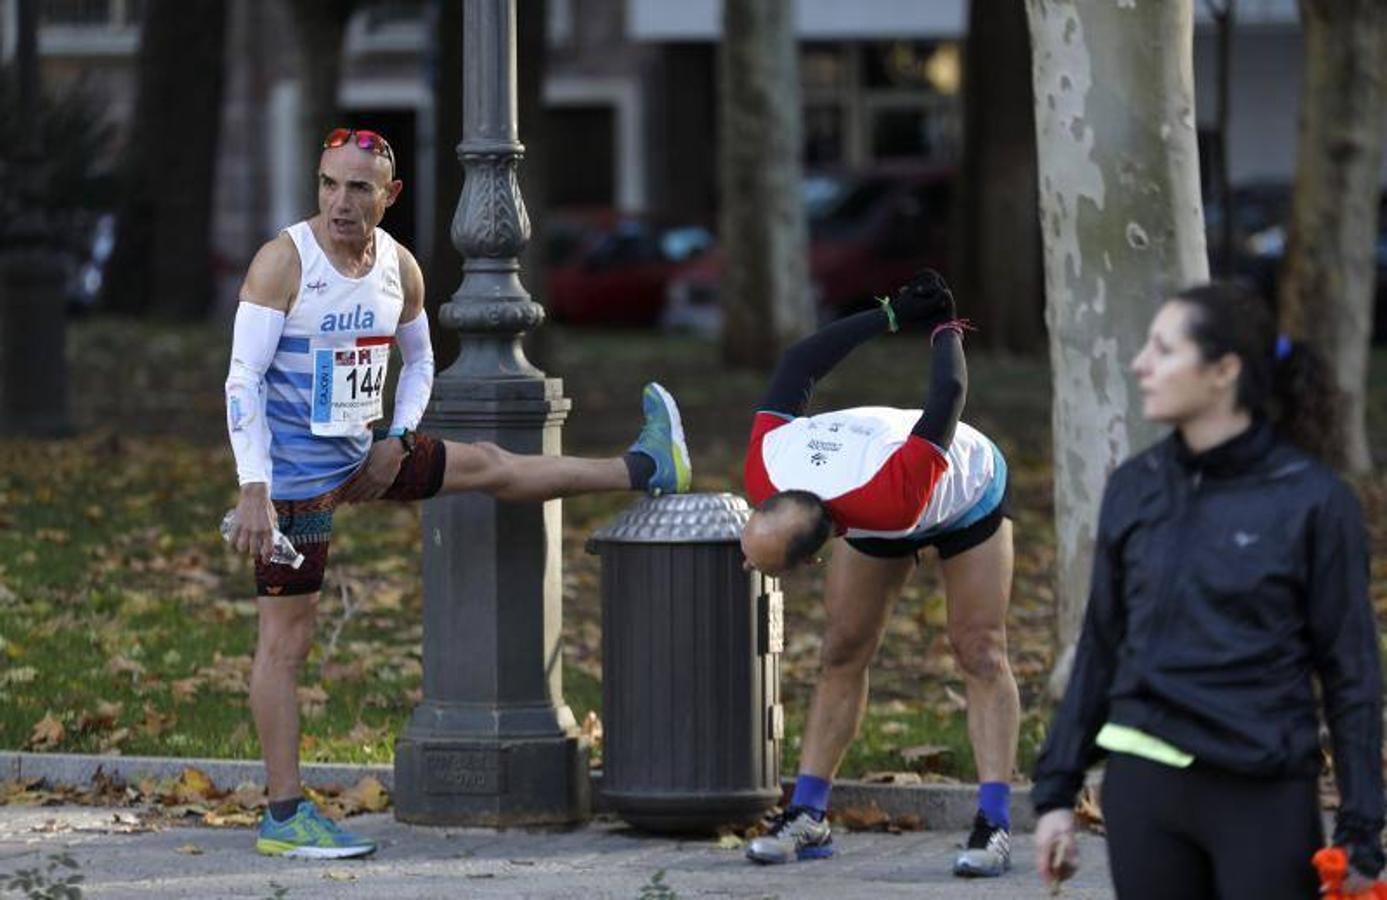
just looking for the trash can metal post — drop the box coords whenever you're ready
[588,493,783,833]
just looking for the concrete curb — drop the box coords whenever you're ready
[1,751,392,795]
[0,751,1034,831]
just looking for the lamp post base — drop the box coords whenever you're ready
[393,733,590,826]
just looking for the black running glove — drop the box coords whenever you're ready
[891,268,957,328]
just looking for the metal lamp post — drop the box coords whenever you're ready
[393,0,588,826]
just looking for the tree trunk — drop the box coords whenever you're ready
[958,0,1044,354]
[1026,0,1209,693]
[1279,0,1386,474]
[718,0,812,368]
[287,0,358,213]
[104,0,227,318]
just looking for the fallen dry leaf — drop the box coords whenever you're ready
[303,785,343,820]
[835,802,891,832]
[338,776,390,814]
[142,705,176,738]
[171,767,220,804]
[860,771,923,786]
[891,813,924,832]
[898,744,953,772]
[77,700,123,733]
[0,777,44,801]
[225,781,267,811]
[175,843,204,855]
[203,807,260,828]
[107,655,145,679]
[343,722,387,748]
[27,713,65,750]
[170,677,202,702]
[715,831,744,850]
[198,653,252,694]
[322,658,369,683]
[323,870,358,882]
[99,727,131,753]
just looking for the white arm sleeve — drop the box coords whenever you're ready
[225,302,285,486]
[389,312,435,433]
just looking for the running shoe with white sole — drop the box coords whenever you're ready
[629,381,691,496]
[952,811,1010,877]
[745,806,834,864]
[256,800,377,859]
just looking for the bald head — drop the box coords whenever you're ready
[740,490,833,576]
[317,141,402,247]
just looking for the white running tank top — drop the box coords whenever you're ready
[263,221,405,500]
[759,408,997,538]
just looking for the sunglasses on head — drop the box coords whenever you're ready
[323,128,396,178]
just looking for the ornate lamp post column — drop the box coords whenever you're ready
[393,0,588,826]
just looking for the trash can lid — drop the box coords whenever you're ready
[587,492,752,545]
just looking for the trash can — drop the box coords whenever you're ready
[587,492,783,833]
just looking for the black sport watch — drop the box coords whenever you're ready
[394,428,416,458]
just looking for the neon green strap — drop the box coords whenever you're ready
[1096,723,1195,768]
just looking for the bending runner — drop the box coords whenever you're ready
[740,270,1020,878]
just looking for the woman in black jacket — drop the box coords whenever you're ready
[1032,283,1383,898]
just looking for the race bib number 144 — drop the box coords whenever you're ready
[311,337,391,436]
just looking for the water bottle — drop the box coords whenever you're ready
[220,509,305,570]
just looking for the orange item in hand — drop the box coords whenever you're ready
[1313,847,1387,900]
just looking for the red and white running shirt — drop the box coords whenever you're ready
[743,406,996,539]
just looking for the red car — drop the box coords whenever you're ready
[547,215,714,327]
[663,165,955,335]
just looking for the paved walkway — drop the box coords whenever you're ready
[0,804,1115,899]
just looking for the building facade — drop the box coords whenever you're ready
[0,0,1369,312]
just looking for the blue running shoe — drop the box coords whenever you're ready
[629,382,691,496]
[256,800,377,859]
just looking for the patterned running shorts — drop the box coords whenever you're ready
[255,433,446,597]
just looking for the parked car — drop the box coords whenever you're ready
[662,164,955,336]
[546,214,714,327]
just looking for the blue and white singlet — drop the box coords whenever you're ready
[264,221,405,501]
